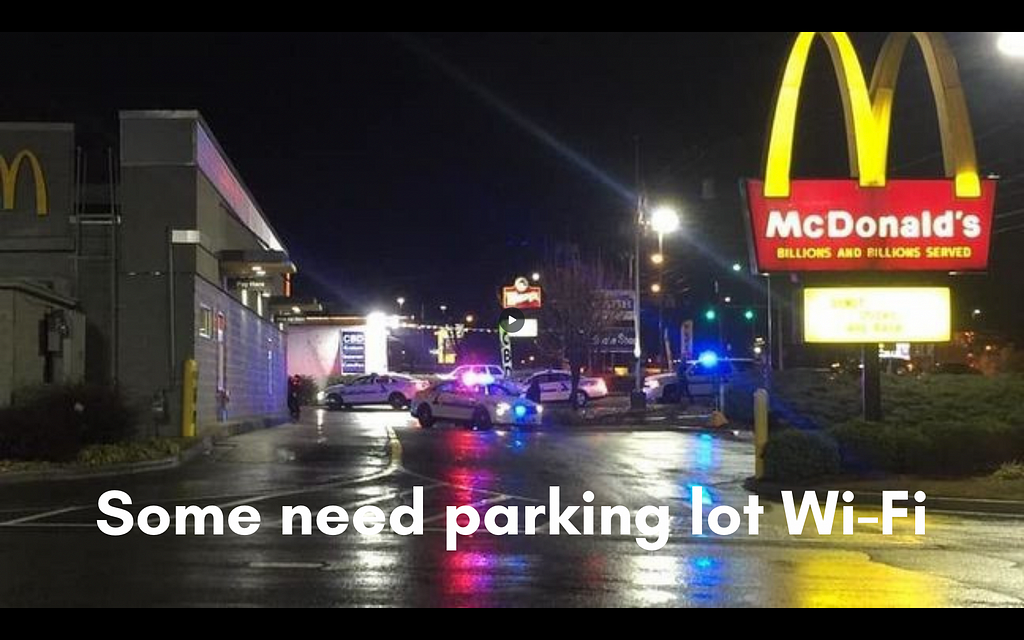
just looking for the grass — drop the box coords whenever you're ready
[819,472,1024,502]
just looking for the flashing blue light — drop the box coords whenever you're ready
[514,405,528,419]
[698,351,720,369]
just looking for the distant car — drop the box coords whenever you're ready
[320,373,430,410]
[410,380,542,430]
[931,362,982,376]
[443,364,506,385]
[518,370,608,407]
[644,358,755,404]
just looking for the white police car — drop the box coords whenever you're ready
[410,379,542,430]
[320,373,430,410]
[518,370,608,407]
[643,355,754,404]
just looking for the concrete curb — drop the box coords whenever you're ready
[745,478,1024,517]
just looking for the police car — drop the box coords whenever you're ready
[643,356,755,404]
[410,379,543,430]
[517,370,608,407]
[320,373,430,410]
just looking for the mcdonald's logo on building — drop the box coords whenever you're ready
[0,149,48,216]
[745,32,997,273]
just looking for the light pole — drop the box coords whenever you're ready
[632,205,681,409]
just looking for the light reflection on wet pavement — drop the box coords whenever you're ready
[0,408,1021,607]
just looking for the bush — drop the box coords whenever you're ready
[914,419,1022,477]
[0,385,136,462]
[993,462,1024,481]
[763,429,841,482]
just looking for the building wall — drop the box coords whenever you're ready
[0,290,13,405]
[194,277,287,428]
[0,288,84,407]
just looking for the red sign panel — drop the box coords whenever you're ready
[745,179,996,273]
[503,287,543,310]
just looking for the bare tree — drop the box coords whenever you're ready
[538,255,627,409]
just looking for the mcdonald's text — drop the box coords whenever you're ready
[746,179,996,272]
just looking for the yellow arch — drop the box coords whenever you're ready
[870,31,981,198]
[764,31,981,199]
[0,150,49,216]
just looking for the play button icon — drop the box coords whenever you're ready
[499,308,526,334]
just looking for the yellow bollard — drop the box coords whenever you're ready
[181,359,198,439]
[754,388,769,480]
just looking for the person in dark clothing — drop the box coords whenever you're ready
[287,375,302,420]
[526,376,542,404]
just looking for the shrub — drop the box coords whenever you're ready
[0,385,136,462]
[914,419,1022,477]
[993,462,1024,482]
[763,429,841,482]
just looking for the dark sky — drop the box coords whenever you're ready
[5,32,1024,334]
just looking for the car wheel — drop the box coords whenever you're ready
[326,394,344,411]
[416,404,435,429]
[574,390,589,408]
[388,392,408,410]
[471,407,493,431]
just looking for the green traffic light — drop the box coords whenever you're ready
[745,310,755,321]
[705,309,717,322]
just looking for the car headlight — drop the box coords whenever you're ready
[536,405,544,415]
[496,403,511,417]
[317,391,326,403]
[644,380,660,389]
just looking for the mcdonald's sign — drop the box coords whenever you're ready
[0,149,48,216]
[745,32,996,273]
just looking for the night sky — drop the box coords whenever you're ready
[5,32,1024,337]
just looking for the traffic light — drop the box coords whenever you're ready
[705,309,717,322]
[744,309,755,321]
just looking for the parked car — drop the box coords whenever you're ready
[442,364,506,385]
[410,380,542,430]
[517,370,608,407]
[320,373,430,410]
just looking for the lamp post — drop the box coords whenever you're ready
[632,204,681,409]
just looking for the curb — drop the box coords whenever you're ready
[0,438,215,486]
[0,415,289,486]
[745,478,1024,517]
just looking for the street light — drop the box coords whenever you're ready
[465,314,475,324]
[396,297,406,314]
[651,253,664,265]
[732,263,743,273]
[999,33,1024,58]
[650,283,662,294]
[531,272,541,283]
[633,204,681,409]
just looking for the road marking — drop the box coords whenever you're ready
[0,506,84,527]
[249,562,324,570]
[421,495,513,525]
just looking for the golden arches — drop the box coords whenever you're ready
[764,31,981,199]
[0,150,49,216]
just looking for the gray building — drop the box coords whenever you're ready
[1,112,297,436]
